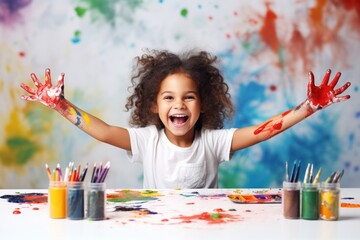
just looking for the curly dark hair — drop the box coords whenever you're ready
[125,49,234,130]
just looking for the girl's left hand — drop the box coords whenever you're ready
[307,69,351,111]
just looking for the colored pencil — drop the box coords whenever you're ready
[303,163,311,183]
[312,168,321,184]
[45,164,52,181]
[285,161,289,182]
[290,162,297,182]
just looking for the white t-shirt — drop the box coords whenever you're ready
[126,125,236,189]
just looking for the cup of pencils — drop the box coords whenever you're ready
[86,161,110,221]
[282,161,301,219]
[65,162,88,220]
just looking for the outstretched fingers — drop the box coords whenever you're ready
[307,71,315,98]
[20,83,36,95]
[320,69,331,87]
[329,71,341,89]
[45,68,52,85]
[30,73,43,88]
[55,73,65,89]
[20,95,37,101]
[334,81,351,98]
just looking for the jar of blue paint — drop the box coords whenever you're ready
[67,181,85,220]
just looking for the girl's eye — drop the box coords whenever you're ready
[185,95,195,100]
[164,96,173,100]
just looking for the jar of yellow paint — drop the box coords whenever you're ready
[319,182,340,220]
[49,181,67,219]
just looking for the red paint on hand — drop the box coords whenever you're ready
[307,69,351,111]
[20,68,65,109]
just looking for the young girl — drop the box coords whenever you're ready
[20,49,351,188]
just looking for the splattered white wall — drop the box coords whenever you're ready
[1,0,359,188]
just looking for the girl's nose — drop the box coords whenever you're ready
[174,99,185,109]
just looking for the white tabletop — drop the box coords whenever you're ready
[0,188,359,240]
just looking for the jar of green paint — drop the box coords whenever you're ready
[301,183,319,220]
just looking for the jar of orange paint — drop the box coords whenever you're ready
[49,181,67,219]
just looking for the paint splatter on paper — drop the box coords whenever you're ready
[107,189,160,203]
[0,192,47,204]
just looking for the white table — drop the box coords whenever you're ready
[0,188,359,240]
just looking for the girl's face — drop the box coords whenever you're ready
[152,73,201,147]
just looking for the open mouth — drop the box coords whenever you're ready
[170,114,189,125]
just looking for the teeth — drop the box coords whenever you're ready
[171,114,187,117]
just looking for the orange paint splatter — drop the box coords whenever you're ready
[174,212,239,224]
[309,0,327,27]
[341,202,360,208]
[259,3,279,53]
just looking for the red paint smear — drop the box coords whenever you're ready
[22,194,47,204]
[213,208,225,212]
[208,16,213,20]
[19,51,26,57]
[273,120,283,130]
[254,120,272,135]
[13,208,21,214]
[33,207,40,210]
[282,109,292,117]
[174,212,239,224]
[269,85,277,91]
[259,3,279,53]
[254,118,283,135]
[339,0,360,34]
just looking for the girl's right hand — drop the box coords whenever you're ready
[20,68,65,109]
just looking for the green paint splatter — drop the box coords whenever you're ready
[211,213,220,219]
[75,6,87,17]
[5,137,38,165]
[74,30,81,38]
[180,8,188,18]
[77,0,144,26]
[243,42,250,50]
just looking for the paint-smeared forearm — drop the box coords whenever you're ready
[231,69,351,151]
[254,69,351,137]
[54,98,91,131]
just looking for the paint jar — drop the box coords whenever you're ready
[87,182,106,221]
[282,181,301,219]
[48,181,67,219]
[301,183,319,220]
[67,181,85,220]
[319,182,340,221]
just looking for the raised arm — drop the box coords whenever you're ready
[231,69,351,152]
[20,68,131,150]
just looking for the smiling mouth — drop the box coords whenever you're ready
[170,114,189,125]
